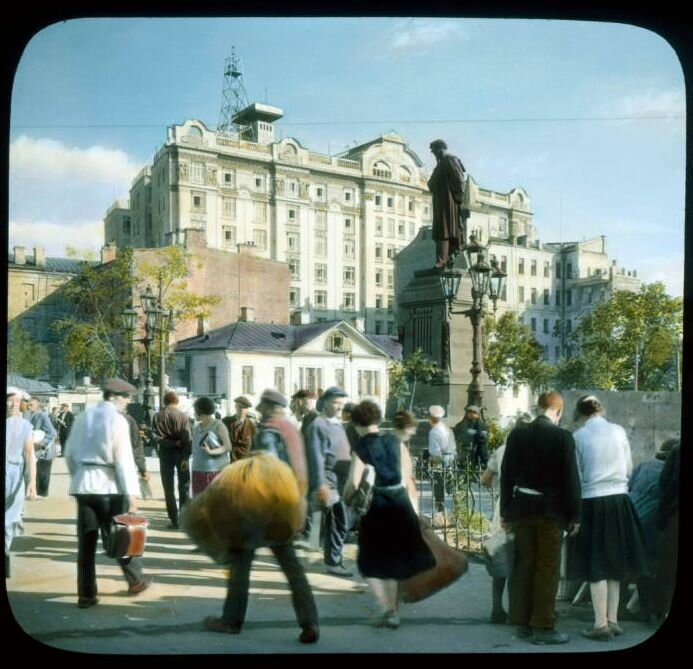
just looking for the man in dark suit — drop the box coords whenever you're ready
[56,403,74,456]
[500,391,581,645]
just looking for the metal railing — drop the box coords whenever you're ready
[413,455,494,553]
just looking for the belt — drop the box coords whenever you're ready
[374,483,404,492]
[515,486,544,496]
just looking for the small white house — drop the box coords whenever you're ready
[174,319,401,408]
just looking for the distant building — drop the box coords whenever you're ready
[174,317,401,409]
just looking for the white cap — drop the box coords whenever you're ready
[429,405,445,419]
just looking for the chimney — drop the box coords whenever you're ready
[290,310,311,325]
[100,242,117,264]
[34,246,46,268]
[197,316,208,336]
[240,306,256,322]
[13,246,26,265]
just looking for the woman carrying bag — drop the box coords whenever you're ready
[191,397,232,497]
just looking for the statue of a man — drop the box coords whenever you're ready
[428,139,468,268]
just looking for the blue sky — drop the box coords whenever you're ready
[9,17,685,295]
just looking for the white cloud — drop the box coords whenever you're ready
[9,219,104,258]
[390,20,465,53]
[10,135,141,184]
[634,253,685,297]
[602,88,685,120]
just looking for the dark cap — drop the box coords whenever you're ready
[234,395,252,408]
[257,388,288,408]
[101,378,137,395]
[430,139,448,150]
[321,386,348,400]
[656,438,679,461]
[292,389,317,400]
[465,404,481,414]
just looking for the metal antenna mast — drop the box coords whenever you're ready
[217,47,252,139]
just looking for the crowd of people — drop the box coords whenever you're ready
[5,382,680,647]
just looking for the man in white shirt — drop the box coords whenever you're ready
[427,405,454,512]
[65,378,151,608]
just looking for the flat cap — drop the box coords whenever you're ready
[257,388,288,408]
[430,139,448,150]
[465,404,481,414]
[7,386,23,398]
[292,389,317,400]
[101,378,138,394]
[233,395,252,408]
[320,386,348,400]
[428,405,446,418]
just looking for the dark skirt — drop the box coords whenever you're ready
[566,493,650,582]
[357,487,436,580]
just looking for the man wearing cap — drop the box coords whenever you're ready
[427,405,456,513]
[65,378,151,608]
[152,390,192,530]
[305,386,353,577]
[222,395,256,462]
[428,139,469,269]
[453,404,489,469]
[27,397,58,498]
[207,388,320,643]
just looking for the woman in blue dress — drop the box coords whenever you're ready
[5,386,36,577]
[345,400,435,628]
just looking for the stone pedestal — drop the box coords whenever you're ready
[396,257,499,426]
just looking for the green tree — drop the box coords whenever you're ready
[388,348,439,411]
[7,322,50,378]
[483,312,554,392]
[554,282,682,391]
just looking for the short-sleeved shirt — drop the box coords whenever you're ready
[192,419,230,472]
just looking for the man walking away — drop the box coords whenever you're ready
[28,397,57,497]
[500,391,581,645]
[152,391,192,529]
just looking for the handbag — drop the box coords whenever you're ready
[105,514,148,559]
[481,527,515,578]
[399,516,468,603]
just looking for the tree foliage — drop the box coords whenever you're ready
[554,282,682,391]
[388,348,439,410]
[483,312,554,392]
[7,322,50,379]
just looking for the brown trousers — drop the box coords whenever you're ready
[509,516,562,629]
[435,240,449,267]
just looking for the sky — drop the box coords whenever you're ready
[8,17,686,296]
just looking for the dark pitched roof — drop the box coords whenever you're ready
[6,373,57,394]
[7,254,98,274]
[176,320,399,358]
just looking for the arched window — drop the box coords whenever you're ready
[399,166,412,183]
[372,160,392,179]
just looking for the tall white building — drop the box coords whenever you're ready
[104,103,432,335]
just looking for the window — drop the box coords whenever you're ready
[408,199,415,213]
[531,288,537,305]
[542,345,549,361]
[315,233,327,256]
[274,367,286,395]
[287,232,300,251]
[566,318,572,333]
[555,346,561,359]
[223,170,235,187]
[530,259,537,276]
[387,245,395,260]
[315,185,325,200]
[543,318,550,334]
[398,221,406,238]
[543,289,550,305]
[375,321,382,334]
[192,161,205,184]
[518,258,525,274]
[518,286,525,303]
[566,263,573,279]
[498,217,507,235]
[191,191,206,212]
[387,196,394,209]
[387,295,394,312]
[531,317,537,332]
[500,256,507,273]
[343,292,355,311]
[289,287,300,307]
[242,366,254,394]
[315,264,327,283]
[288,257,300,279]
[375,243,383,261]
[387,321,394,335]
[566,289,573,306]
[375,294,383,309]
[543,261,550,278]
[344,217,354,232]
[300,367,322,394]
[375,194,382,207]
[373,161,391,178]
[23,283,35,308]
[254,201,267,222]
[344,188,353,203]
[288,208,297,221]
[375,217,383,235]
[358,370,381,397]
[222,226,236,246]
[556,291,561,306]
[387,219,395,238]
[123,217,131,234]
[344,237,355,259]
[222,197,236,219]
[335,368,345,389]
[254,174,265,190]
[343,266,355,285]
[375,270,383,287]
[208,366,217,395]
[253,229,267,249]
[315,210,327,230]
[287,179,298,196]
[314,290,328,309]
[387,270,394,289]
[556,261,561,279]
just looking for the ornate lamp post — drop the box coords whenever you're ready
[439,234,507,410]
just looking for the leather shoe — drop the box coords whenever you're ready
[581,626,613,641]
[204,616,241,634]
[128,576,153,595]
[531,628,570,645]
[608,621,624,636]
[326,563,353,577]
[77,596,99,609]
[299,624,320,643]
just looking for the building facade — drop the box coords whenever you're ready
[174,318,401,408]
[103,106,433,335]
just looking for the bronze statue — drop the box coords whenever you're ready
[428,139,469,268]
